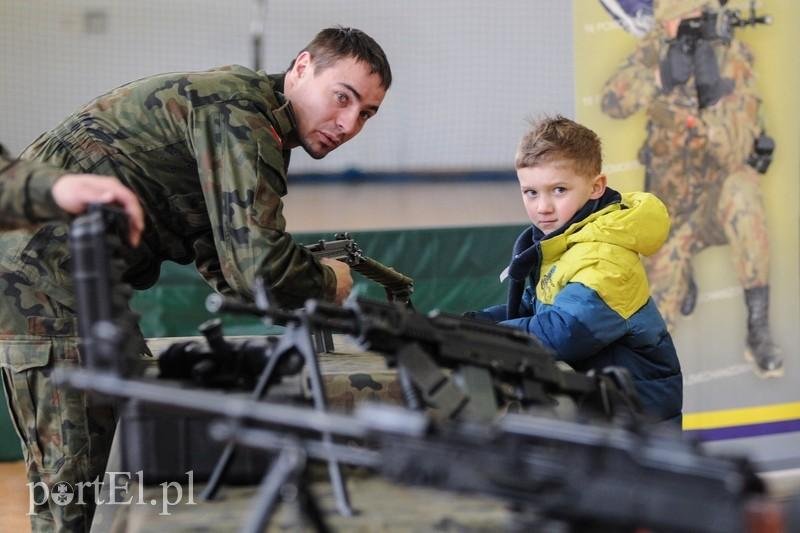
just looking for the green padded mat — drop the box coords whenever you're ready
[132,224,524,337]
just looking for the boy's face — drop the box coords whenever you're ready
[517,160,607,236]
[284,51,386,159]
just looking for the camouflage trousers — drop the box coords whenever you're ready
[0,225,118,532]
[1,334,117,532]
[646,166,770,331]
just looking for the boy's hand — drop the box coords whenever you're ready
[320,257,353,305]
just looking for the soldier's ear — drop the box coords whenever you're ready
[285,51,312,91]
[589,173,607,199]
[292,51,312,79]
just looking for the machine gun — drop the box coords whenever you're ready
[674,0,771,49]
[56,368,797,533]
[208,280,643,425]
[304,232,414,306]
[189,278,642,505]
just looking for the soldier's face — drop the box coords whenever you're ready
[517,161,606,235]
[285,52,386,159]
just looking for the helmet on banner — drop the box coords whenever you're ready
[598,0,654,37]
[653,0,709,20]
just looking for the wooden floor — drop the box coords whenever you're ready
[0,461,32,533]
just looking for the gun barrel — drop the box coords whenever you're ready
[205,293,297,326]
[351,256,414,288]
[732,15,771,27]
[350,256,414,300]
[57,368,368,438]
[206,293,264,316]
[209,421,382,468]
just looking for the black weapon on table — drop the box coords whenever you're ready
[69,203,139,376]
[120,294,353,511]
[56,368,797,533]
[198,274,643,504]
[305,232,414,306]
[157,319,303,389]
[208,279,644,425]
[193,285,352,510]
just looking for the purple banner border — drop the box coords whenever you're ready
[685,419,800,442]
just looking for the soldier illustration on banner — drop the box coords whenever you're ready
[598,0,780,377]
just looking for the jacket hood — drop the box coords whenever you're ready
[558,191,670,257]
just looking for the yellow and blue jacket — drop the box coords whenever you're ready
[480,189,683,422]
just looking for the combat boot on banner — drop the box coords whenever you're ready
[744,286,783,378]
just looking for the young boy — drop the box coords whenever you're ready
[474,115,682,423]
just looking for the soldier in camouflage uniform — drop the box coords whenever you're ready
[601,0,781,377]
[0,143,143,242]
[0,26,391,532]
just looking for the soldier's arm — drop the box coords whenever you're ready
[191,232,234,296]
[601,35,662,119]
[0,143,65,229]
[189,101,337,308]
[698,41,761,170]
[0,144,145,244]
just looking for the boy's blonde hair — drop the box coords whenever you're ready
[515,115,602,177]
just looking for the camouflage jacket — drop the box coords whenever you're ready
[601,30,761,215]
[18,65,336,308]
[0,143,66,229]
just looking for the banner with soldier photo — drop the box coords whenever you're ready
[574,0,800,469]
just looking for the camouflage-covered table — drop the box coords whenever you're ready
[90,335,517,531]
[144,334,406,409]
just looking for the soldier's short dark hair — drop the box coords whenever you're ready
[290,26,392,90]
[515,115,602,177]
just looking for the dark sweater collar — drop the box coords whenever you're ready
[508,187,622,282]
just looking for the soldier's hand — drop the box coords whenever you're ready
[51,174,145,246]
[320,257,353,305]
